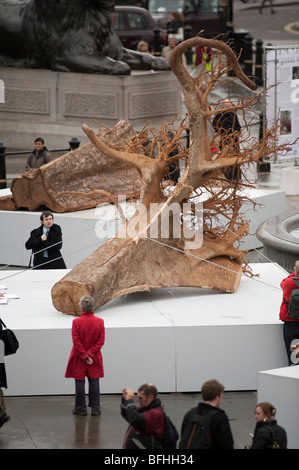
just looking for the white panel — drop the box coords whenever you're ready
[258,367,299,449]
[0,263,290,395]
[0,187,286,267]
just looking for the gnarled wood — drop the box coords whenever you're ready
[1,121,141,212]
[52,237,242,316]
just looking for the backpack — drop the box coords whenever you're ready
[266,426,281,449]
[179,408,218,449]
[160,413,179,449]
[288,278,299,319]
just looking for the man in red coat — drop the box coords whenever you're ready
[65,295,105,415]
[279,260,299,365]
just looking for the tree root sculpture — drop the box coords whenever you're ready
[52,36,291,315]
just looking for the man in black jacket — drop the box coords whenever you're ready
[25,137,52,171]
[25,211,66,269]
[179,379,234,449]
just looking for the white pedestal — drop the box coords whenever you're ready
[0,263,288,396]
[0,187,286,268]
[258,366,299,449]
[280,167,299,195]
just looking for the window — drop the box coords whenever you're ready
[127,12,148,29]
[112,12,125,30]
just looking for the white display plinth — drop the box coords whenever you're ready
[258,366,299,449]
[280,167,299,195]
[0,187,286,268]
[0,263,288,396]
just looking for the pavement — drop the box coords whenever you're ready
[0,391,257,450]
[234,0,299,44]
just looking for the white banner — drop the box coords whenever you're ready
[265,45,299,160]
[0,79,4,104]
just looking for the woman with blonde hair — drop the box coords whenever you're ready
[137,41,149,53]
[247,402,287,449]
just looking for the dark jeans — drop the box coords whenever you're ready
[283,321,299,365]
[75,378,100,409]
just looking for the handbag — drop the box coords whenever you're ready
[0,319,19,356]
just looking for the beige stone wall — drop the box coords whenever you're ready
[0,68,181,150]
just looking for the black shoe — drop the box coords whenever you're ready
[0,412,11,428]
[72,407,87,416]
[91,407,101,416]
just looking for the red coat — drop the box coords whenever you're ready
[65,312,105,380]
[279,273,299,322]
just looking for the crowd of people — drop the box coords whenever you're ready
[120,379,288,449]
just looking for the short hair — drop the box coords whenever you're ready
[137,40,148,51]
[201,379,224,401]
[34,137,44,144]
[295,260,299,274]
[138,383,158,399]
[255,402,276,420]
[40,210,54,221]
[79,295,95,313]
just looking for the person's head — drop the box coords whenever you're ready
[169,11,183,23]
[137,41,149,53]
[201,379,224,406]
[40,210,54,229]
[137,383,158,407]
[294,260,299,275]
[34,137,45,153]
[254,402,276,422]
[79,295,95,313]
[223,98,233,109]
[168,37,177,49]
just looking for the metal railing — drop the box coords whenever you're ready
[0,138,80,189]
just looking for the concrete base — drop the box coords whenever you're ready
[280,167,299,195]
[0,187,286,268]
[256,209,299,272]
[258,367,299,449]
[0,263,288,396]
[0,67,181,149]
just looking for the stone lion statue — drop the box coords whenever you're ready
[0,0,170,74]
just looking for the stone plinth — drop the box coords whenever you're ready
[0,67,181,149]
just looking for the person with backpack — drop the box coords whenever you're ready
[121,383,176,449]
[279,260,299,365]
[246,402,287,449]
[25,137,52,171]
[179,379,234,449]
